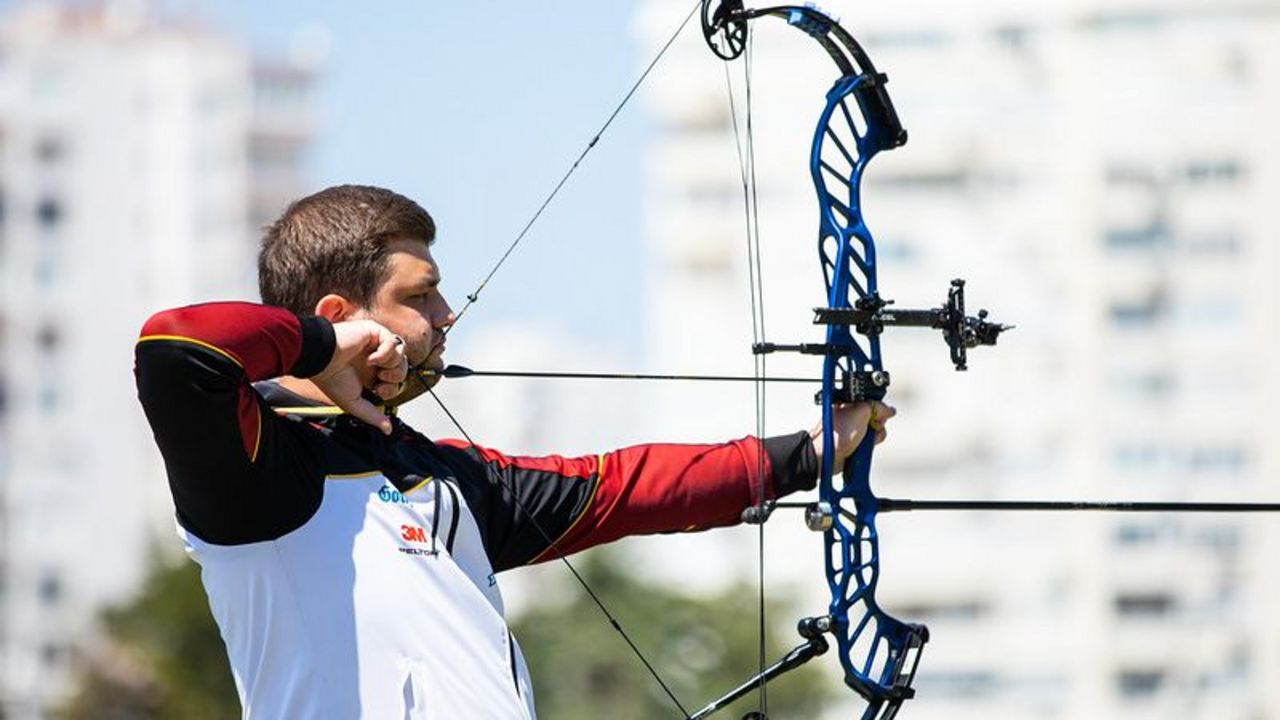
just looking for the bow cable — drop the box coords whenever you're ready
[427,389,693,719]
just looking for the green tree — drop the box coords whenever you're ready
[60,556,238,720]
[512,546,835,720]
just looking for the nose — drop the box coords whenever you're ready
[434,297,456,333]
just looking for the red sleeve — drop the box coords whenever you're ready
[435,436,787,569]
[138,302,332,458]
[543,438,772,559]
[139,301,320,381]
[135,302,335,544]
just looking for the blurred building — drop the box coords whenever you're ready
[636,0,1280,718]
[0,2,316,716]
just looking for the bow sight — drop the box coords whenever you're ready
[755,278,1013,403]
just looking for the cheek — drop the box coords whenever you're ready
[371,306,419,335]
[400,307,433,338]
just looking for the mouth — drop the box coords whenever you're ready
[421,340,446,368]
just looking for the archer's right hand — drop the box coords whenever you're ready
[312,320,409,435]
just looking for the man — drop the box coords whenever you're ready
[134,185,893,718]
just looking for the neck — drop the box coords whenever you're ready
[276,376,335,405]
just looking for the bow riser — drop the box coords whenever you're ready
[812,71,928,714]
[699,3,1005,716]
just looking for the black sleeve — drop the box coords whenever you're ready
[435,430,819,573]
[763,430,819,497]
[135,302,334,544]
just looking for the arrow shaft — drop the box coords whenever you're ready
[430,366,816,383]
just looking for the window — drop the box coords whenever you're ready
[35,135,66,165]
[1104,224,1168,250]
[1182,228,1241,256]
[993,24,1032,51]
[1114,523,1162,546]
[37,384,58,413]
[864,30,951,49]
[917,671,997,699]
[1174,294,1241,330]
[1108,293,1166,328]
[1084,11,1166,32]
[1187,446,1249,475]
[38,572,61,605]
[1106,164,1157,188]
[41,642,63,667]
[894,599,989,621]
[1114,592,1175,617]
[36,196,63,228]
[1184,159,1243,185]
[1117,669,1165,698]
[1195,525,1239,553]
[1107,370,1173,399]
[1111,443,1160,472]
[874,170,969,191]
[36,323,60,354]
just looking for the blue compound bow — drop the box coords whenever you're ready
[427,3,1009,718]
[689,3,1008,718]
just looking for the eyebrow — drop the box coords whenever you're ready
[410,275,441,291]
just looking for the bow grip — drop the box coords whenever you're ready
[840,420,880,521]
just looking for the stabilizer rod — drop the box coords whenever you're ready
[689,633,829,720]
[875,499,1280,513]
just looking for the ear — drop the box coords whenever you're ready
[313,293,360,322]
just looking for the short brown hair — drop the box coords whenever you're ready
[258,185,436,315]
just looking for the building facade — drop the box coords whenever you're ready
[0,3,316,716]
[636,1,1280,717]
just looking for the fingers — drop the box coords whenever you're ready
[339,396,394,436]
[367,332,408,377]
[870,402,894,445]
[365,331,408,402]
[868,401,896,429]
[870,401,896,423]
[316,320,402,434]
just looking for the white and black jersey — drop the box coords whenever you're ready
[135,302,817,719]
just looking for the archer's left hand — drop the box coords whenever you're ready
[810,401,897,468]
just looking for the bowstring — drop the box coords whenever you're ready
[427,389,692,719]
[444,0,704,337]
[723,27,771,718]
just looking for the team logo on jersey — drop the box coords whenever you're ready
[377,485,411,504]
[397,524,437,557]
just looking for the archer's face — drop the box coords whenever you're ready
[360,237,454,373]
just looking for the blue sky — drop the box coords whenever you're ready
[189,1,663,354]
